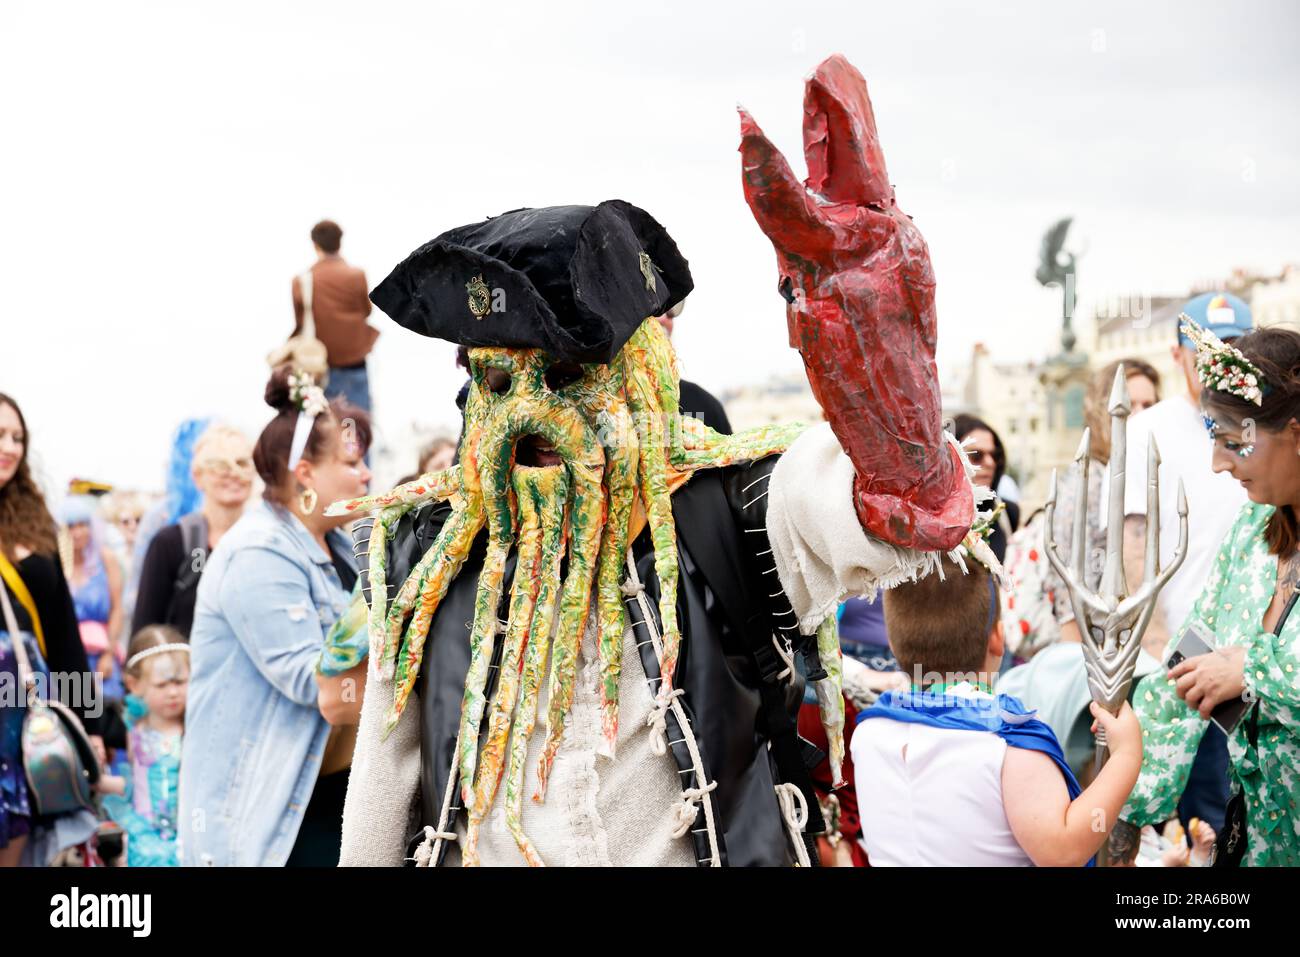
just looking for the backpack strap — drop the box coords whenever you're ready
[173,512,209,595]
[0,550,45,658]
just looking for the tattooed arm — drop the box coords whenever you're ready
[1268,548,1300,630]
[1106,818,1142,866]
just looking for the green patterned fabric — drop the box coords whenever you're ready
[318,582,369,677]
[1122,502,1300,866]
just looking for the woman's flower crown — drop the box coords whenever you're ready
[288,370,329,417]
[1179,314,1267,406]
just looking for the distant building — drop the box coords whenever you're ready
[717,374,824,431]
[1089,294,1185,400]
[1247,264,1300,331]
[953,344,1049,492]
[957,265,1299,513]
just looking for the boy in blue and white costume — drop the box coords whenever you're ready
[852,555,1143,866]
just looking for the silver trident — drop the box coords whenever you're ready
[1043,365,1189,772]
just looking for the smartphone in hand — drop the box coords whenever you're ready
[1165,622,1249,736]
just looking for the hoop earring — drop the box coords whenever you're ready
[299,488,318,516]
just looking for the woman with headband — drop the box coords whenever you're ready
[178,366,371,866]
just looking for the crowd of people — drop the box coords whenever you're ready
[0,230,1294,868]
[0,215,746,868]
[1,124,1297,868]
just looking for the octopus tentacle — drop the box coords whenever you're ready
[466,388,607,804]
[457,403,518,803]
[675,417,807,470]
[534,453,604,798]
[628,315,683,457]
[622,359,684,694]
[323,464,462,517]
[503,470,569,866]
[374,426,488,733]
[365,506,394,673]
[591,431,637,754]
[463,467,552,865]
[517,398,607,799]
[382,430,485,648]
[812,615,846,788]
[384,496,486,737]
[563,364,640,755]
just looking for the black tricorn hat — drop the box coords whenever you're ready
[370,200,693,364]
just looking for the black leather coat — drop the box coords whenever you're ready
[368,454,824,867]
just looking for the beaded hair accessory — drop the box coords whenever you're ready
[1179,314,1267,406]
[126,642,191,671]
[1201,413,1256,459]
[287,370,329,472]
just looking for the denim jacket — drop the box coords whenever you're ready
[178,500,353,866]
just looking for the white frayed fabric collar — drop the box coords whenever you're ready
[765,424,995,634]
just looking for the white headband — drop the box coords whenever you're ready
[286,371,329,473]
[287,410,319,473]
[126,642,191,671]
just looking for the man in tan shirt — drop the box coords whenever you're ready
[291,220,380,412]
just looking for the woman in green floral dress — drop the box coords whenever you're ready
[1118,325,1300,866]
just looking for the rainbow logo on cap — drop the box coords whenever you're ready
[1206,294,1236,328]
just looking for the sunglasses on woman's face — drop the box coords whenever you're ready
[117,516,141,527]
[196,456,254,477]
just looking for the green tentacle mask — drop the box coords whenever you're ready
[330,317,827,864]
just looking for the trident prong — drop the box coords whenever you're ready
[1071,428,1090,586]
[1042,364,1189,776]
[1143,435,1162,583]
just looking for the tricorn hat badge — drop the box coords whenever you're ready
[466,275,492,319]
[637,251,656,295]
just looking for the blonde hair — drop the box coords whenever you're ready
[192,423,252,465]
[124,625,189,681]
[101,490,149,523]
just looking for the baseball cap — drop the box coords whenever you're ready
[1176,291,1252,346]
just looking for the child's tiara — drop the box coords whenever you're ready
[126,643,191,670]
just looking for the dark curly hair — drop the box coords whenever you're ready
[0,393,59,560]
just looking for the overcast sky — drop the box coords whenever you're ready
[3,0,1297,494]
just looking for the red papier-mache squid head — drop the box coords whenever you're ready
[739,54,972,552]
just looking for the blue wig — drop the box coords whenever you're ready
[165,417,211,523]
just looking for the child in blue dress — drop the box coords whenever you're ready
[97,625,187,866]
